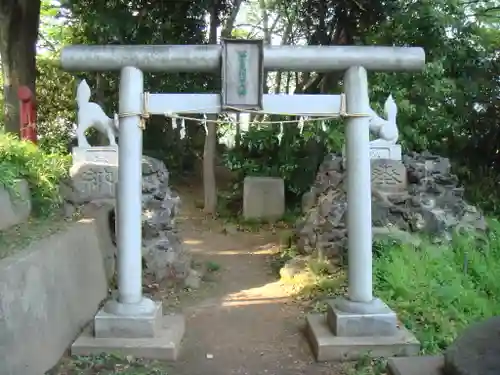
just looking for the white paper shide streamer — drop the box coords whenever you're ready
[277,122,284,144]
[298,116,305,134]
[203,113,208,134]
[180,117,186,139]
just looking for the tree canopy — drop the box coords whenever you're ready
[0,0,499,212]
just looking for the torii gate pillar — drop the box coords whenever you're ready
[62,43,425,362]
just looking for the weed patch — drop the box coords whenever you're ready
[47,354,170,374]
[280,221,500,374]
[374,222,500,355]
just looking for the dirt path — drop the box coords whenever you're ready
[160,185,343,375]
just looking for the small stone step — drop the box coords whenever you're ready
[387,356,444,375]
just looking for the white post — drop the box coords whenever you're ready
[116,66,144,305]
[344,66,373,303]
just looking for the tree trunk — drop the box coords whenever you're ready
[220,0,243,38]
[235,113,241,149]
[203,1,220,214]
[95,73,110,145]
[0,0,41,136]
[274,21,293,94]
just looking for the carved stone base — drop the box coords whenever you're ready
[68,146,120,204]
[72,146,119,166]
[370,144,402,161]
[341,144,402,162]
[371,159,407,192]
[69,162,118,203]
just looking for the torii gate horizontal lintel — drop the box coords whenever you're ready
[61,44,425,73]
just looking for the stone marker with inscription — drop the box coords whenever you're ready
[69,163,118,203]
[371,160,407,192]
[69,147,119,204]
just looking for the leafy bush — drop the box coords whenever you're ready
[222,120,345,208]
[0,133,71,216]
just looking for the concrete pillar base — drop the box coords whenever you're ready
[306,297,420,362]
[72,298,185,360]
[327,297,398,337]
[95,298,162,338]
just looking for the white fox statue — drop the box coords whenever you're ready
[76,79,118,148]
[368,94,399,146]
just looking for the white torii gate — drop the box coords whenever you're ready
[62,43,425,360]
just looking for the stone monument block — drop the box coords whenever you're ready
[0,179,32,230]
[243,176,285,221]
[68,146,119,204]
[69,163,118,204]
[371,159,407,192]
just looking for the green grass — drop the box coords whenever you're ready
[0,133,71,216]
[0,215,76,260]
[0,134,75,258]
[284,220,500,374]
[47,354,170,374]
[374,221,499,355]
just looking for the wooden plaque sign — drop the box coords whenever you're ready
[221,38,264,111]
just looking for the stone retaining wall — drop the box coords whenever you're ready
[0,179,31,231]
[0,216,109,375]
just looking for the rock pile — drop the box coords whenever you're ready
[140,156,194,282]
[296,151,487,258]
[62,155,198,286]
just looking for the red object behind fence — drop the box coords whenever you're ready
[17,86,37,143]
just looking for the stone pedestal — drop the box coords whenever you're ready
[68,146,119,204]
[72,297,185,360]
[306,297,420,361]
[243,176,285,221]
[387,356,444,375]
[72,146,119,165]
[342,143,402,165]
[369,144,402,161]
[371,159,407,192]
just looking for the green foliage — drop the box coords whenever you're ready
[26,0,499,217]
[363,0,500,213]
[288,222,500,373]
[206,260,221,272]
[223,0,499,218]
[0,133,70,215]
[36,56,76,153]
[53,0,227,172]
[222,120,344,207]
[374,224,500,355]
